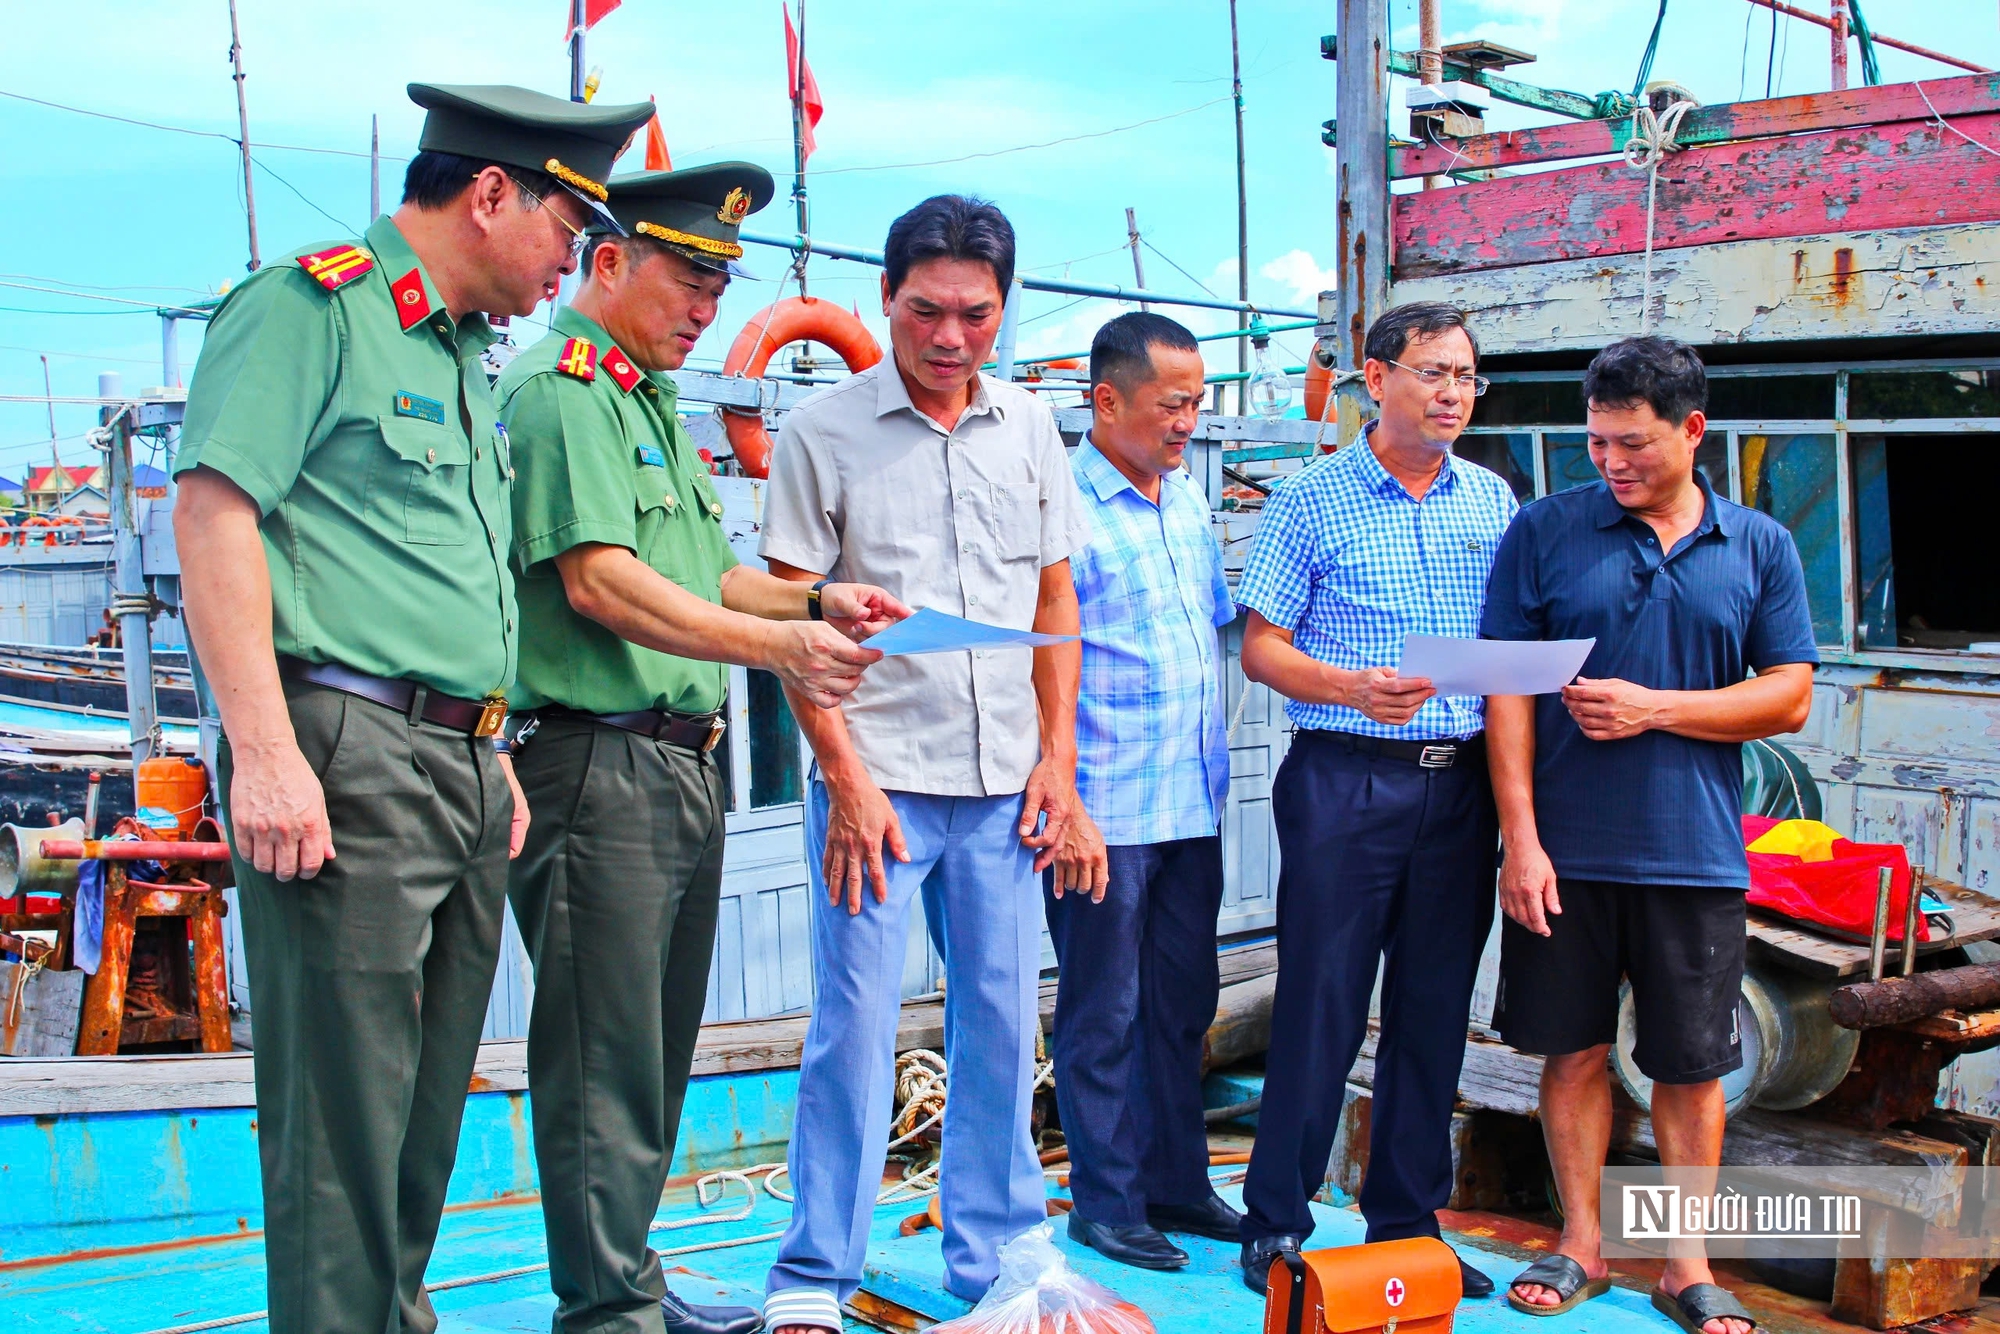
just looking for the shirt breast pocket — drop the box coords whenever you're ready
[989,481,1041,562]
[373,416,471,546]
[635,464,687,580]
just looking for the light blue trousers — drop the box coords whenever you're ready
[767,783,1048,1305]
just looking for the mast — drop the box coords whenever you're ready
[1419,0,1443,190]
[570,0,587,100]
[791,0,809,296]
[370,114,381,218]
[227,0,260,271]
[1331,0,1390,446]
[40,355,62,512]
[1829,0,1849,90]
[1125,208,1149,313]
[1229,0,1248,413]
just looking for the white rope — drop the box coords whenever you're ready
[1621,98,1694,335]
[1914,80,2000,159]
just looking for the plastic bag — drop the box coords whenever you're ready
[929,1224,1157,1334]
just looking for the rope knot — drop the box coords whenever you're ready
[1623,96,1695,335]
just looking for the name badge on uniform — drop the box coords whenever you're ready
[635,443,667,469]
[393,392,446,425]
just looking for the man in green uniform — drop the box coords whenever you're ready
[495,163,907,1334]
[174,83,656,1334]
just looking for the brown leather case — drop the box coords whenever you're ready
[1264,1238,1463,1334]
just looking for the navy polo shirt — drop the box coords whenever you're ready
[1480,473,1820,888]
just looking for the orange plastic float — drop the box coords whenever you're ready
[719,297,882,478]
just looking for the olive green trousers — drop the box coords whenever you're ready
[222,679,513,1334]
[507,714,728,1334]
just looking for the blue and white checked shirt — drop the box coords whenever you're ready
[1071,439,1235,846]
[1235,423,1520,738]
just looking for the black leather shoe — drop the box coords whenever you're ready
[1242,1234,1304,1295]
[1067,1212,1190,1270]
[662,1288,764,1334]
[1457,1255,1495,1299]
[1148,1194,1246,1242]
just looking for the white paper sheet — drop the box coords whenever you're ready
[1396,634,1596,696]
[862,607,1079,657]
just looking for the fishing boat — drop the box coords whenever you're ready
[6,1,2000,1331]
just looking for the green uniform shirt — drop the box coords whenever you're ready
[175,216,518,701]
[498,306,738,716]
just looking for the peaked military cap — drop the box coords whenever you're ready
[600,162,776,279]
[409,83,655,233]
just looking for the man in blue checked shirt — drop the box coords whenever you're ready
[1235,303,1518,1298]
[1042,312,1242,1274]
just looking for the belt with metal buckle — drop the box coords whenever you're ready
[538,704,726,753]
[279,657,507,738]
[1315,729,1481,769]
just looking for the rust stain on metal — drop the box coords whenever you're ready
[1831,247,1858,304]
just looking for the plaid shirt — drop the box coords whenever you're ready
[1236,423,1519,738]
[1070,440,1234,846]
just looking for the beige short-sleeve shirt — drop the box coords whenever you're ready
[759,360,1092,797]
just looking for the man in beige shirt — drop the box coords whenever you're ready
[757,194,1099,1331]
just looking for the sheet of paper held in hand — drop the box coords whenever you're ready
[862,607,1080,657]
[1397,634,1597,697]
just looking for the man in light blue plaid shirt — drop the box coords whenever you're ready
[1235,303,1519,1299]
[1043,313,1243,1274]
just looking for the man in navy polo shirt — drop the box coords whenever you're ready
[1482,337,1815,1334]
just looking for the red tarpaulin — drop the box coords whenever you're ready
[1742,815,1926,944]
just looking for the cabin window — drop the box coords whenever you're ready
[1477,378,1584,426]
[1453,433,1535,502]
[1707,375,1835,421]
[1853,433,2000,651]
[1739,433,1841,646]
[746,669,803,808]
[1850,370,2000,420]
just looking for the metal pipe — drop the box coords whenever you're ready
[1868,865,1892,982]
[1901,864,1924,977]
[569,0,587,101]
[1741,0,1990,73]
[993,278,1024,381]
[993,318,1318,371]
[1333,0,1391,444]
[736,232,1315,318]
[1419,0,1445,191]
[1230,0,1249,413]
[226,0,260,271]
[39,840,232,863]
[370,114,380,219]
[1125,207,1149,312]
[103,373,160,766]
[1830,0,1850,90]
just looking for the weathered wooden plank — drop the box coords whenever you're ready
[1395,115,2000,279]
[1748,881,2000,981]
[1391,73,2000,179]
[1394,225,2000,356]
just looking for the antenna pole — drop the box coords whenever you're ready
[370,114,381,218]
[571,0,587,100]
[40,355,61,512]
[227,0,260,270]
[1125,208,1149,312]
[791,0,810,296]
[1229,0,1248,413]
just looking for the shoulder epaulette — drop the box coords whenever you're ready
[297,244,375,292]
[556,337,598,381]
[601,345,642,393]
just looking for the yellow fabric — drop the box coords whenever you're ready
[1748,818,1844,863]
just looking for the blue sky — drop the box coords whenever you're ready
[4,0,1995,473]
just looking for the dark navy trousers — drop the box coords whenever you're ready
[1044,836,1226,1226]
[1242,731,1497,1244]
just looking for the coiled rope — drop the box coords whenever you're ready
[1622,97,1694,335]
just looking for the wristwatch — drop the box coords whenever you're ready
[805,578,832,621]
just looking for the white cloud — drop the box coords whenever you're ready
[1259,249,1336,306]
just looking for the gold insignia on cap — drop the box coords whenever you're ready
[635,220,746,261]
[718,187,753,226]
[543,157,609,201]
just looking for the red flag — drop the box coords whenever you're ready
[645,97,672,171]
[564,0,621,38]
[784,3,824,162]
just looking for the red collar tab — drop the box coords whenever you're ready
[297,244,374,292]
[390,268,432,330]
[601,346,642,394]
[556,337,598,381]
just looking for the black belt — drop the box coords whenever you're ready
[533,703,726,753]
[1308,728,1482,769]
[279,657,507,737]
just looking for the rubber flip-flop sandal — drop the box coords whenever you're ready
[1507,1255,1613,1317]
[1652,1284,1759,1334]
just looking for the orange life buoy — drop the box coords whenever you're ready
[719,297,882,479]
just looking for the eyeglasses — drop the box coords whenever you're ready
[1388,359,1491,396]
[508,177,588,260]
